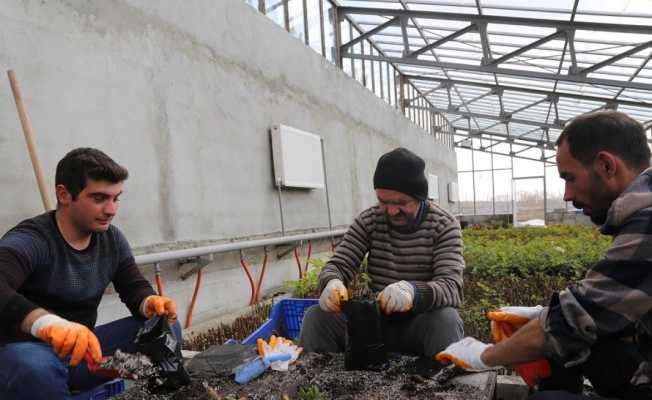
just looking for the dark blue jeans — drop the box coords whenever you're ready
[0,316,183,400]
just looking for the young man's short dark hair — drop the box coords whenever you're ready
[55,148,129,199]
[556,111,651,170]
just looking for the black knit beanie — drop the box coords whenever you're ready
[373,147,428,200]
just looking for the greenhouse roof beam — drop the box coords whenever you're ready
[450,89,495,111]
[350,0,652,19]
[361,24,652,50]
[407,23,478,59]
[339,7,652,35]
[409,105,562,131]
[344,53,652,91]
[454,139,553,164]
[341,16,399,52]
[407,81,449,104]
[504,97,552,118]
[395,0,483,131]
[613,53,652,100]
[487,30,566,67]
[578,40,652,76]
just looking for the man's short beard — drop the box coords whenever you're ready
[587,170,616,225]
[386,211,416,227]
[589,208,609,225]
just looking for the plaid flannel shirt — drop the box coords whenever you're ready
[540,167,652,367]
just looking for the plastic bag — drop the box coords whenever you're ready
[187,344,257,379]
[341,298,388,371]
[134,315,191,391]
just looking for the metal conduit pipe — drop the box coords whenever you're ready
[135,229,347,266]
[137,229,346,328]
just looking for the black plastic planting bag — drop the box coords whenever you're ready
[341,298,388,371]
[134,315,191,391]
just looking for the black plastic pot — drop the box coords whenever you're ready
[341,298,388,371]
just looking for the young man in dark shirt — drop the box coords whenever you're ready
[0,148,179,399]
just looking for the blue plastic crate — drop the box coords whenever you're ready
[243,298,318,344]
[72,378,125,400]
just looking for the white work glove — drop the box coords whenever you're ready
[487,305,543,342]
[319,279,349,313]
[376,280,414,314]
[257,335,303,371]
[435,337,494,371]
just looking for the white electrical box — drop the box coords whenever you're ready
[428,174,439,201]
[271,124,325,189]
[448,182,459,203]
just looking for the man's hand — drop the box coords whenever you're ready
[142,295,178,321]
[319,279,348,312]
[487,305,550,386]
[487,305,543,342]
[435,337,493,371]
[31,314,102,366]
[377,280,414,314]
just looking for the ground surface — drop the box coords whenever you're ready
[114,352,486,400]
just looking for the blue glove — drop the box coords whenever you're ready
[233,353,292,384]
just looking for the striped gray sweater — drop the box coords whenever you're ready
[319,201,464,313]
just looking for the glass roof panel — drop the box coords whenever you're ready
[338,0,652,156]
[410,4,479,14]
[339,1,404,9]
[509,122,537,135]
[485,124,509,136]
[519,147,544,160]
[445,70,496,82]
[474,118,501,130]
[483,9,572,21]
[617,89,652,103]
[496,75,555,91]
[574,14,652,27]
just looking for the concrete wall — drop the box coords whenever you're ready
[0,0,457,326]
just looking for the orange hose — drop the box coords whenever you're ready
[253,251,269,303]
[303,241,312,274]
[184,269,202,329]
[294,247,303,279]
[240,256,256,305]
[155,264,164,296]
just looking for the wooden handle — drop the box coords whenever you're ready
[7,70,53,211]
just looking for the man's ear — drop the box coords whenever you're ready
[55,184,72,206]
[594,151,618,179]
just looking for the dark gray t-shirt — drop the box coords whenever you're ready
[0,211,155,343]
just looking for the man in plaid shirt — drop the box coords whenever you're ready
[437,111,652,400]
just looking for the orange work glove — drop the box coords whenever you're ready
[30,314,102,366]
[142,295,178,321]
[487,305,550,386]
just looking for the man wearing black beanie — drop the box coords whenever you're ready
[299,147,464,362]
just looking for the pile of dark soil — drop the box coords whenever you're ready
[114,352,484,400]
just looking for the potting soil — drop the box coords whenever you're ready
[114,352,485,400]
